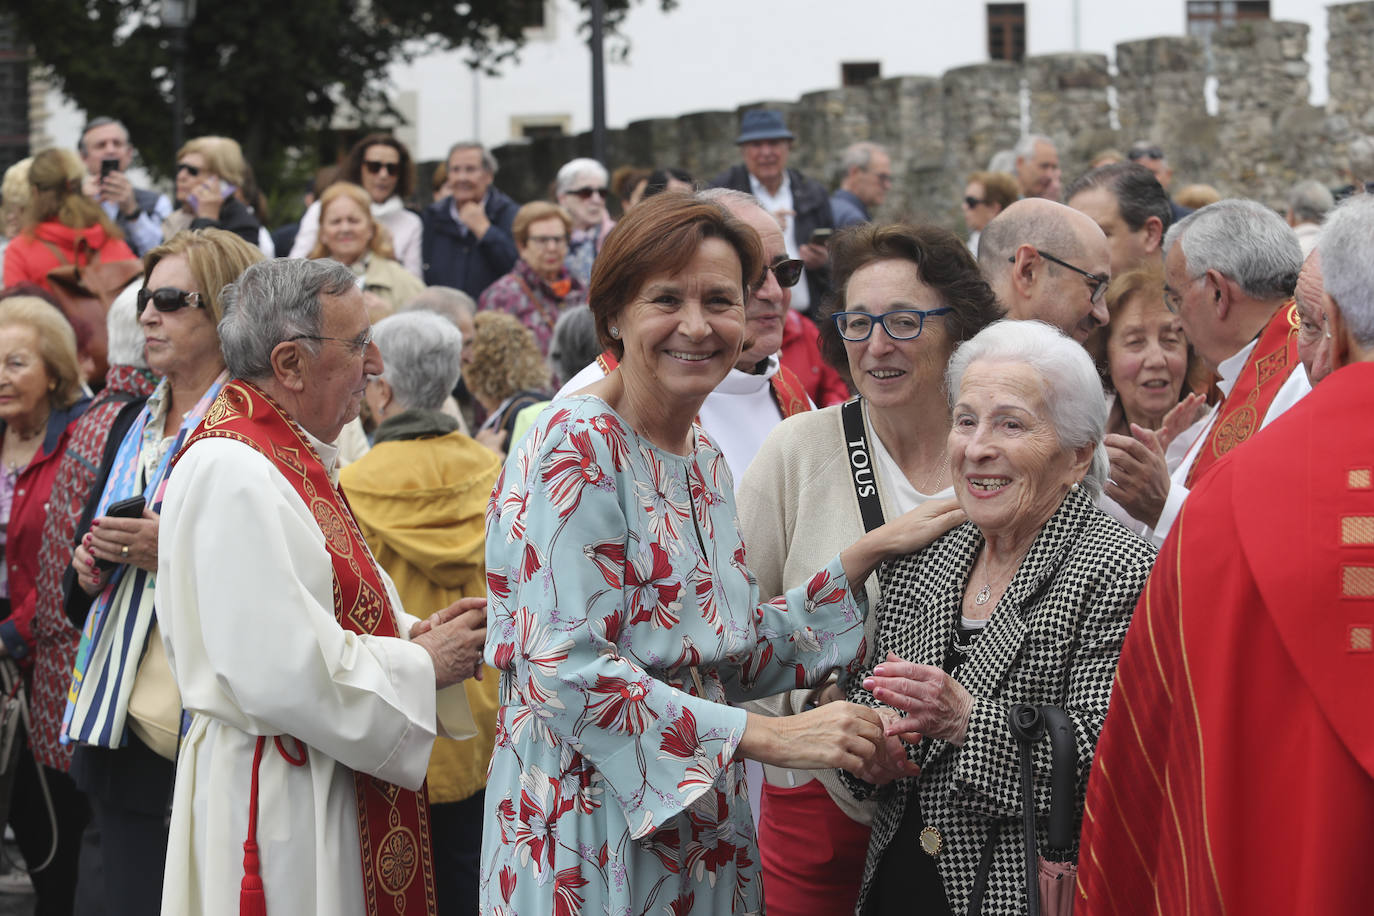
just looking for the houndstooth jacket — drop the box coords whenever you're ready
[843,487,1156,915]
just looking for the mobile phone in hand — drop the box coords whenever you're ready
[93,495,146,571]
[100,158,120,179]
[809,227,833,246]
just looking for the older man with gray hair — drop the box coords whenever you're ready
[1286,178,1334,256]
[157,258,487,915]
[830,141,892,228]
[1013,133,1061,200]
[1105,199,1308,545]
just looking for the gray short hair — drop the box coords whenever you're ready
[78,117,129,156]
[840,141,887,174]
[1349,135,1374,182]
[945,319,1109,498]
[219,258,357,381]
[696,186,768,220]
[1287,179,1334,225]
[1163,199,1301,300]
[106,282,148,369]
[555,158,609,196]
[373,310,463,410]
[1318,193,1374,348]
[447,142,496,175]
[549,305,600,383]
[1014,134,1054,161]
[401,286,476,326]
[977,204,1084,282]
[987,149,1017,174]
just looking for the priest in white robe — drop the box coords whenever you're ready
[156,257,486,916]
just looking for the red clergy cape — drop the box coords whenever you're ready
[1077,362,1374,915]
[594,350,811,418]
[1185,300,1300,487]
[180,380,437,916]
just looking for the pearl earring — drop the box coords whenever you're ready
[609,326,620,339]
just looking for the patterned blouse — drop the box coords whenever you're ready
[478,259,587,357]
[481,396,868,915]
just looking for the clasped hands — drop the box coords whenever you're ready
[847,652,976,786]
[410,596,488,689]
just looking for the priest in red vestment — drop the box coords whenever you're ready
[1077,194,1374,914]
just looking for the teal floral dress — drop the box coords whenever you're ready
[481,396,869,915]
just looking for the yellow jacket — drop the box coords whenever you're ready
[340,414,501,804]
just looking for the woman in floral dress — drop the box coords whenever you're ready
[481,193,963,915]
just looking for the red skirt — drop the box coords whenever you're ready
[758,778,871,916]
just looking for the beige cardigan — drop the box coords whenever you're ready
[736,402,895,825]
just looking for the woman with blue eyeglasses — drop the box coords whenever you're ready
[737,222,1001,915]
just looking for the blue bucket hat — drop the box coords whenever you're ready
[736,109,794,145]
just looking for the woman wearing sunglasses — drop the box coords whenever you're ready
[307,182,423,321]
[162,136,263,248]
[289,133,423,278]
[555,157,615,286]
[736,222,1000,916]
[65,228,264,914]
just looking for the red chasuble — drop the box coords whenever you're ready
[594,350,812,418]
[1185,301,1300,487]
[1077,362,1374,915]
[181,380,438,916]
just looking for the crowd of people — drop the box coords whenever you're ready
[0,105,1368,916]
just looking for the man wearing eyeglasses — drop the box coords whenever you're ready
[421,142,519,301]
[711,110,834,320]
[1109,199,1308,547]
[831,142,892,230]
[77,117,172,256]
[555,158,615,287]
[976,198,1111,344]
[157,257,487,916]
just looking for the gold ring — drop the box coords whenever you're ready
[121,545,129,559]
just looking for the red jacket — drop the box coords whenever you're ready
[780,309,850,407]
[2,221,137,292]
[0,398,90,664]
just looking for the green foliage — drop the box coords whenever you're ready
[3,0,669,201]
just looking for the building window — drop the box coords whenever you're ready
[841,62,881,88]
[516,0,546,29]
[1185,1,1270,43]
[510,115,571,142]
[987,4,1026,63]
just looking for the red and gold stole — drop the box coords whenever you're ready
[182,380,437,916]
[594,350,812,418]
[1185,301,1300,487]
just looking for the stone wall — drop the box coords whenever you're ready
[493,5,1374,230]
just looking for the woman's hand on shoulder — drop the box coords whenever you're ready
[863,652,974,746]
[878,498,966,561]
[739,702,886,772]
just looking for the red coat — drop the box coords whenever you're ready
[2,221,137,292]
[1078,362,1374,914]
[0,399,90,664]
[779,309,850,407]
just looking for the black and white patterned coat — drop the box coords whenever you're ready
[843,488,1156,915]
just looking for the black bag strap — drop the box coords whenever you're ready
[841,398,885,532]
[966,820,1003,916]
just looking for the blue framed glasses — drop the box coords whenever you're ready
[831,307,953,342]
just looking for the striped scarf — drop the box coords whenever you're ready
[60,373,227,749]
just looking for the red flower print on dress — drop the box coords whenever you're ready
[519,541,546,584]
[684,806,741,886]
[584,674,656,734]
[499,865,517,903]
[666,891,696,916]
[542,428,606,518]
[802,567,847,614]
[486,567,511,601]
[552,865,588,916]
[658,707,702,760]
[588,413,629,470]
[582,541,625,589]
[625,541,683,629]
[633,449,691,544]
[514,766,560,877]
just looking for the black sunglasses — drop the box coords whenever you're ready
[137,287,203,313]
[566,186,606,200]
[363,160,400,176]
[1128,146,1164,161]
[1011,249,1108,303]
[963,196,986,208]
[175,162,201,178]
[761,258,804,289]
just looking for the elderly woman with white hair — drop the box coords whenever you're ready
[555,156,614,286]
[339,309,501,916]
[842,320,1157,915]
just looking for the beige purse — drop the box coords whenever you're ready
[126,620,182,760]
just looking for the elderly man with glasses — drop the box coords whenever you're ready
[155,257,488,916]
[831,142,893,229]
[976,197,1111,343]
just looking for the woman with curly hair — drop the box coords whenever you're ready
[464,310,550,456]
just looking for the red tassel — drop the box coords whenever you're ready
[240,839,267,916]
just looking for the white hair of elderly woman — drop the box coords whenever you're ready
[107,282,149,369]
[945,319,1109,498]
[372,309,464,411]
[555,157,609,195]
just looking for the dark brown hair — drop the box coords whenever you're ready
[819,222,1004,372]
[588,191,765,358]
[341,133,415,202]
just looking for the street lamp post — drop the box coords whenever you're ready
[163,0,197,158]
[589,0,606,165]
